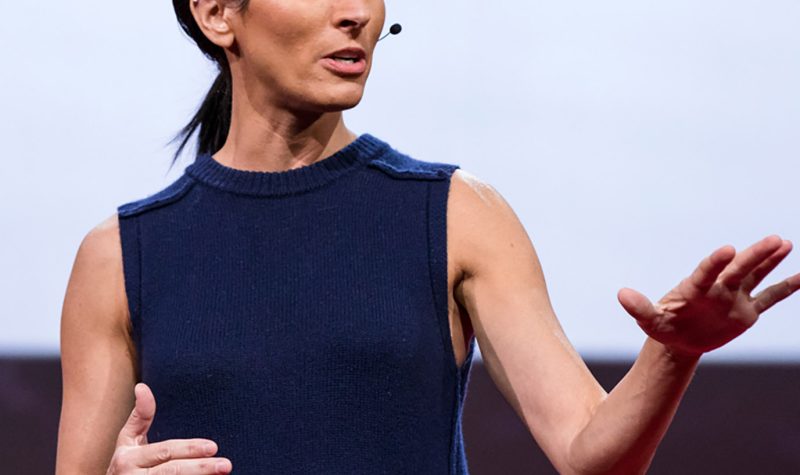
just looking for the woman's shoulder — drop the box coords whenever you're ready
[364,136,461,181]
[117,174,196,219]
[69,211,132,340]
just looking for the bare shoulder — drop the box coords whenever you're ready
[78,213,119,261]
[450,168,507,209]
[84,212,120,251]
[68,211,132,340]
[449,168,537,281]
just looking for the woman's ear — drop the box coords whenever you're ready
[190,0,236,49]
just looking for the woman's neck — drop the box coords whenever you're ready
[212,102,357,173]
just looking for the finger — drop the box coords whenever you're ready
[719,235,784,289]
[117,383,156,446]
[148,457,232,474]
[137,439,222,468]
[741,240,793,293]
[618,288,659,324]
[688,245,736,292]
[753,273,800,314]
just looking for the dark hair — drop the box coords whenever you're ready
[169,0,249,166]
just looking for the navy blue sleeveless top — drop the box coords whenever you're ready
[117,133,477,474]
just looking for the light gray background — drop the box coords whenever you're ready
[2,1,797,360]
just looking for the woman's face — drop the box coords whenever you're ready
[225,0,387,114]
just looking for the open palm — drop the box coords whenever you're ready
[618,235,800,358]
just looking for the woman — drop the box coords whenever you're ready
[55,1,799,474]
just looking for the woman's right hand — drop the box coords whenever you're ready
[106,383,232,474]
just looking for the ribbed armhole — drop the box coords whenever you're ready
[117,213,142,354]
[426,168,473,474]
[426,176,459,375]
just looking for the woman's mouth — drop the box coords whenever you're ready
[332,56,360,64]
[322,47,367,76]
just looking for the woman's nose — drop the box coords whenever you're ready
[333,1,371,33]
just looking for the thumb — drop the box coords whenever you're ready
[117,382,156,446]
[617,287,659,324]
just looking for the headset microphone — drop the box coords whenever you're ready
[378,23,403,42]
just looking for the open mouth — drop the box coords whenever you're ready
[321,48,367,75]
[330,56,361,64]
[324,47,366,62]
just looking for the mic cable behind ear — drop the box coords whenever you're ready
[378,23,403,42]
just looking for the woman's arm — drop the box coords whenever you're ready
[56,213,139,473]
[448,170,798,474]
[565,337,698,474]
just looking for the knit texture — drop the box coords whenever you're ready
[117,133,477,474]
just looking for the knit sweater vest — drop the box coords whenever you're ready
[117,133,477,474]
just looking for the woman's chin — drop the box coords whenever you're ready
[319,98,363,112]
[315,89,366,112]
[287,84,366,114]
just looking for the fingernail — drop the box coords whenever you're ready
[205,442,217,455]
[216,460,230,472]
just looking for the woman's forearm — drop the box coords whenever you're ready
[566,336,701,475]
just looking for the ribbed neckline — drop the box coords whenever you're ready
[184,133,389,197]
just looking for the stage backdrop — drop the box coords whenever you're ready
[1,1,798,360]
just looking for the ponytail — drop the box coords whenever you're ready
[169,0,249,166]
[170,68,233,165]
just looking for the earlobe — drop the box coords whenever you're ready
[190,0,236,49]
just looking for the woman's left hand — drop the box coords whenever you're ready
[617,235,800,358]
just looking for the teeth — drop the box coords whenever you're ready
[334,57,358,63]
